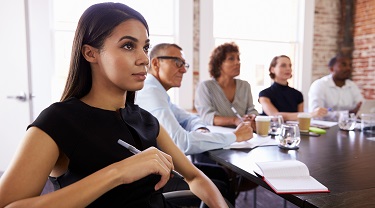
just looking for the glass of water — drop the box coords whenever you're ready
[338,111,356,131]
[277,123,301,150]
[361,113,375,136]
[269,115,284,136]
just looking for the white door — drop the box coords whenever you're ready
[0,0,32,171]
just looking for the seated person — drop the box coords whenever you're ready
[136,43,253,155]
[194,42,258,128]
[259,55,327,121]
[0,3,227,208]
[136,43,255,204]
[308,54,363,120]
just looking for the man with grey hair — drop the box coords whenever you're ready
[136,43,255,205]
[136,43,253,155]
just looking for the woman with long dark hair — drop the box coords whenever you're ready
[0,3,227,207]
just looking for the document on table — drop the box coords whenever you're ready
[310,119,337,127]
[207,125,279,149]
[207,125,236,133]
[223,135,279,149]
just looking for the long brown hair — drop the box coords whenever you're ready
[60,3,149,104]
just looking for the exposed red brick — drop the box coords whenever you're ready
[313,0,375,99]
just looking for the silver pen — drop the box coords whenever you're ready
[117,139,184,180]
[231,106,244,122]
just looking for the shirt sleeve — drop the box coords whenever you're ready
[194,81,217,125]
[170,103,206,131]
[154,106,236,154]
[308,79,325,112]
[137,81,236,155]
[351,82,364,105]
[258,88,269,98]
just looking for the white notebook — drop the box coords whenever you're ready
[254,160,329,194]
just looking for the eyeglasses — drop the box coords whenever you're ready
[156,56,190,69]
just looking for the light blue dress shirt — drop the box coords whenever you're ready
[135,75,236,155]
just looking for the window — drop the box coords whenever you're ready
[213,0,300,113]
[50,0,313,111]
[199,0,314,113]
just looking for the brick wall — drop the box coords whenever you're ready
[313,0,375,99]
[352,0,375,99]
[312,0,341,81]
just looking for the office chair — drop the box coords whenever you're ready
[190,153,258,207]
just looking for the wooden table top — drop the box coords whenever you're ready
[207,125,375,207]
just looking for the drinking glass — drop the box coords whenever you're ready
[277,124,301,150]
[269,115,284,136]
[338,111,356,131]
[361,113,375,136]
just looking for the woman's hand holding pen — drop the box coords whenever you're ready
[113,147,174,191]
[234,114,254,126]
[243,114,257,131]
[233,121,253,142]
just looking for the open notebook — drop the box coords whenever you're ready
[254,160,329,194]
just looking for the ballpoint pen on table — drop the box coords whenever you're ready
[117,139,184,180]
[231,106,244,122]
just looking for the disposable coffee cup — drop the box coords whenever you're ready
[255,116,271,137]
[297,113,311,132]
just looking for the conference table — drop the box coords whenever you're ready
[206,123,375,208]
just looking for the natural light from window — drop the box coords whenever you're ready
[213,0,299,113]
[52,0,301,113]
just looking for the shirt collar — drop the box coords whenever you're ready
[328,74,352,88]
[146,74,166,92]
[145,74,170,102]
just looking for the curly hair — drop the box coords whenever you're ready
[268,55,290,79]
[208,42,239,78]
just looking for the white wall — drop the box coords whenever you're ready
[298,0,315,110]
[199,0,214,83]
[28,0,54,119]
[175,0,194,109]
